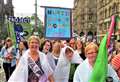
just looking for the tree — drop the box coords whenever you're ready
[30,15,44,38]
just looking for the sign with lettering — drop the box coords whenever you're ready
[8,16,30,23]
[45,7,72,39]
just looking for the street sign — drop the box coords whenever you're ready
[8,16,30,23]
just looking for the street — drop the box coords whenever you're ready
[0,58,5,82]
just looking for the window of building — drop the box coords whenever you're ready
[116,3,119,13]
[102,11,104,19]
[105,9,107,18]
[112,3,116,14]
[109,6,112,17]
[114,3,119,13]
[81,15,84,20]
[99,12,102,20]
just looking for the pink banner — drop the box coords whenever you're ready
[107,15,115,48]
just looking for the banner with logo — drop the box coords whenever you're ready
[14,23,24,49]
[45,7,72,39]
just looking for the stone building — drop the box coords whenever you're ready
[97,0,120,35]
[0,0,5,33]
[73,0,97,36]
[0,0,14,39]
[5,0,14,16]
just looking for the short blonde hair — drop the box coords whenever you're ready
[85,42,98,55]
[28,36,40,44]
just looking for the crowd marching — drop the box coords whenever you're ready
[0,35,120,82]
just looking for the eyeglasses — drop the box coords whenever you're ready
[87,52,97,55]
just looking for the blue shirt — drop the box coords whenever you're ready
[0,46,16,67]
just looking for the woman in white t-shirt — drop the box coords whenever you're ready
[8,36,54,82]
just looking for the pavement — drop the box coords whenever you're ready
[0,58,5,82]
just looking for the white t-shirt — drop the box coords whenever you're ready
[8,49,53,82]
[73,59,120,82]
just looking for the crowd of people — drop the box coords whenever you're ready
[0,35,120,82]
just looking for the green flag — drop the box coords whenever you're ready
[115,16,120,32]
[8,22,16,44]
[89,34,108,82]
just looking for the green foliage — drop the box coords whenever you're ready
[30,15,44,38]
[0,15,44,40]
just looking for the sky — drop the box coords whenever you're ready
[10,0,74,22]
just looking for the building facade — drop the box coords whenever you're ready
[0,0,14,39]
[0,0,5,34]
[97,0,120,35]
[73,0,97,36]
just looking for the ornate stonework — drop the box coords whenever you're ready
[73,0,97,35]
[0,0,14,38]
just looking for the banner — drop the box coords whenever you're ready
[8,22,16,45]
[45,7,72,40]
[14,23,24,49]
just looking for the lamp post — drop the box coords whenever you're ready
[34,0,38,35]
